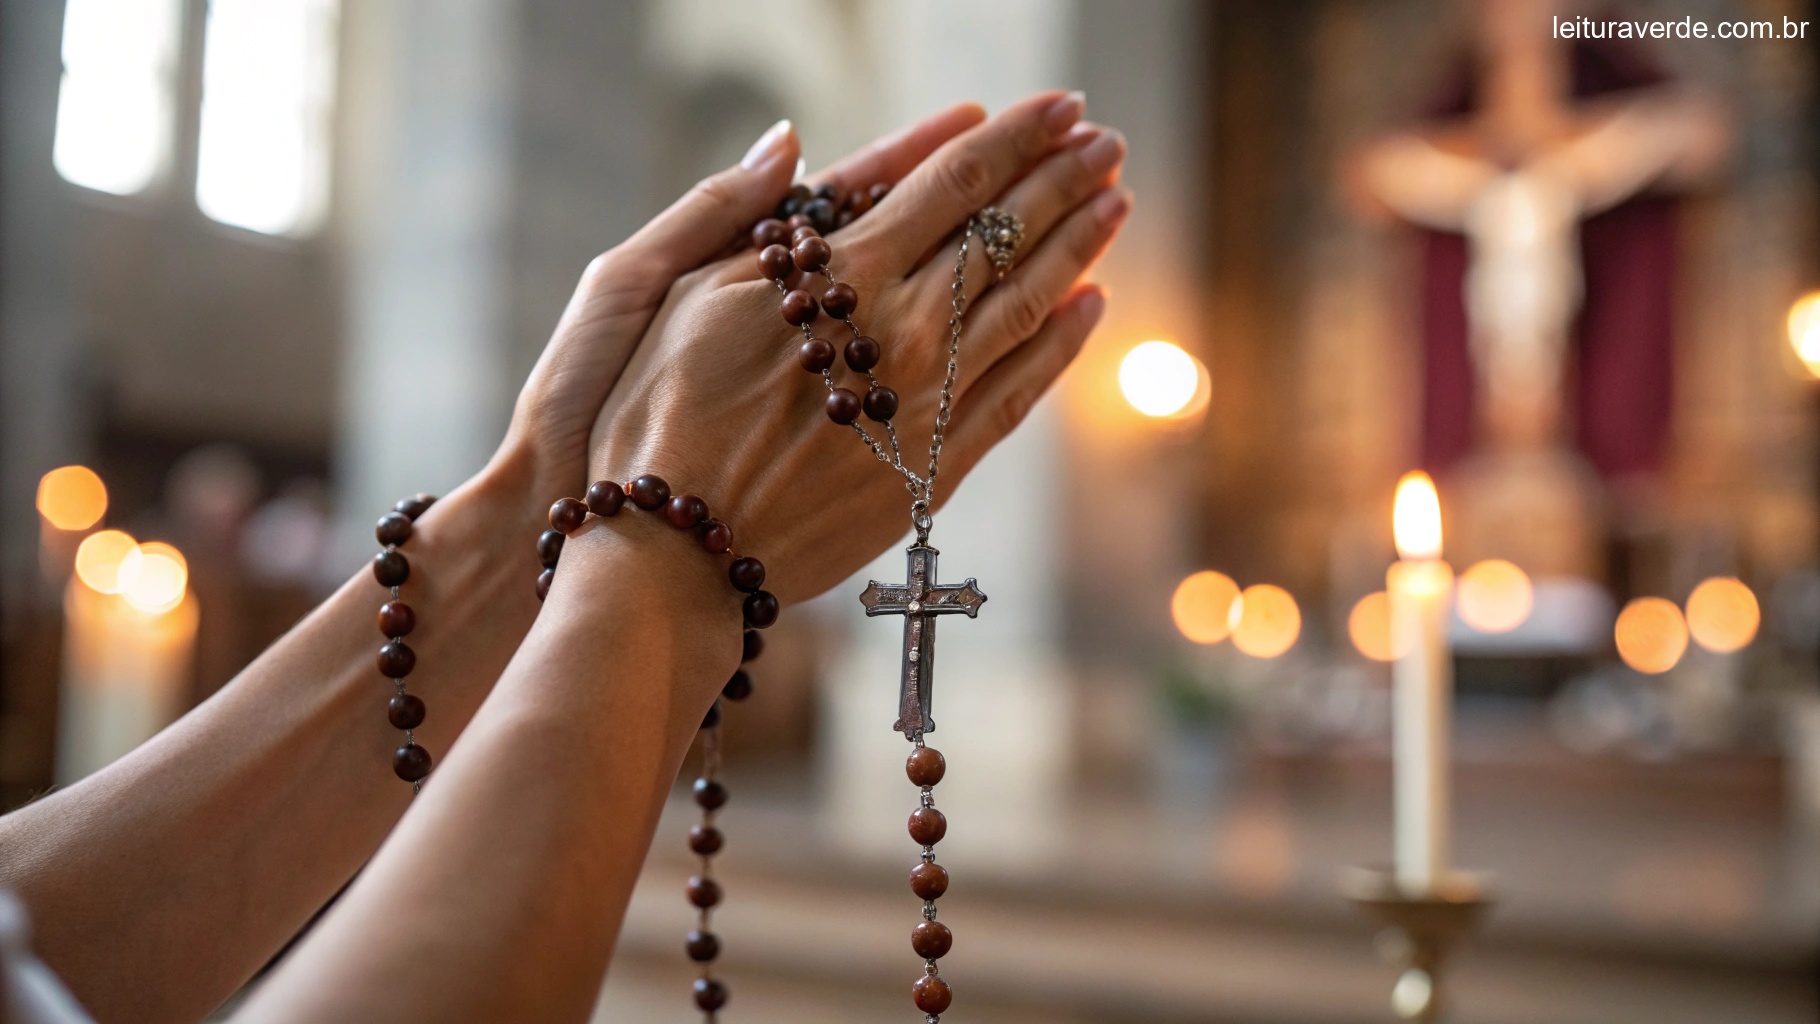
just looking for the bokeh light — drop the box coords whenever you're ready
[1171,570,1241,644]
[1456,559,1533,634]
[1392,471,1442,560]
[1684,577,1759,654]
[1788,291,1820,378]
[1347,590,1406,662]
[1118,341,1203,418]
[1614,597,1688,675]
[73,529,139,594]
[1231,584,1301,658]
[120,541,189,614]
[36,465,108,531]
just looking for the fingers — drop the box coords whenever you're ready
[850,90,1086,275]
[810,103,988,198]
[956,185,1131,391]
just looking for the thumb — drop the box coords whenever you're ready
[623,119,802,277]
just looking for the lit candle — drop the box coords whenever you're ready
[1387,471,1452,893]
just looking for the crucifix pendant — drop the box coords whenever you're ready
[858,544,986,736]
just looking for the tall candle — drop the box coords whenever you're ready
[1388,471,1452,893]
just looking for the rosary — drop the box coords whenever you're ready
[367,176,1023,1021]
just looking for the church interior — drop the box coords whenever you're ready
[4,0,1820,1021]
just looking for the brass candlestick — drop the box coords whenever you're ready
[1341,868,1493,1023]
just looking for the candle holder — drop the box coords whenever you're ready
[1341,867,1493,1023]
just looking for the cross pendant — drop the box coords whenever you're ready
[858,544,986,737]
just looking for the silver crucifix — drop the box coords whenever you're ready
[858,544,986,737]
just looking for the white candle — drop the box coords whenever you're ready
[1388,471,1452,893]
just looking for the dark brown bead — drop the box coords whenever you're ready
[826,387,862,424]
[693,777,728,810]
[692,978,728,1012]
[741,629,764,662]
[799,338,836,373]
[790,224,820,246]
[835,209,854,229]
[792,236,831,272]
[759,243,794,281]
[665,493,708,529]
[698,519,732,554]
[627,474,670,510]
[912,975,952,1014]
[907,747,946,787]
[743,590,779,629]
[701,700,721,729]
[786,211,814,231]
[751,218,789,250]
[821,283,857,319]
[585,479,626,516]
[394,494,436,520]
[868,182,891,204]
[844,335,880,371]
[863,386,899,422]
[912,921,953,960]
[372,550,410,587]
[909,806,947,846]
[845,189,873,216]
[388,693,426,730]
[537,529,565,568]
[803,197,836,234]
[728,557,766,593]
[549,497,588,534]
[378,640,416,678]
[813,181,840,202]
[686,875,722,909]
[910,861,949,900]
[375,512,413,548]
[378,600,416,638]
[689,824,724,855]
[780,289,819,326]
[722,670,752,702]
[535,568,555,602]
[777,183,811,219]
[393,743,433,782]
[685,930,721,963]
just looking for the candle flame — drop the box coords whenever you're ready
[120,541,189,614]
[1789,291,1820,378]
[37,465,108,531]
[1392,471,1443,560]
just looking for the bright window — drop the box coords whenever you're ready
[53,0,182,195]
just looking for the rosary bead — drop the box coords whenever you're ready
[693,777,728,810]
[378,640,417,678]
[844,335,880,371]
[786,212,814,231]
[758,243,794,281]
[743,590,780,628]
[845,189,873,216]
[908,806,947,846]
[907,747,946,787]
[685,930,721,963]
[912,975,952,1015]
[388,693,427,730]
[664,493,708,529]
[698,519,733,554]
[393,742,433,782]
[692,978,729,1012]
[777,183,811,219]
[548,497,588,534]
[535,568,555,602]
[869,182,891,204]
[863,386,899,422]
[378,600,416,639]
[751,218,789,250]
[394,494,436,521]
[780,289,820,326]
[375,512,413,548]
[798,338,836,373]
[911,921,953,960]
[537,529,565,568]
[728,556,766,593]
[722,669,752,702]
[688,824,725,855]
[792,236,831,272]
[790,224,820,246]
[585,479,626,516]
[686,875,723,909]
[627,474,670,510]
[835,209,855,230]
[372,550,410,587]
[701,700,721,729]
[821,282,857,319]
[813,181,840,202]
[909,861,949,900]
[826,387,862,424]
[803,197,837,234]
[742,629,764,662]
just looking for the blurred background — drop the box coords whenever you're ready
[4,0,1820,1020]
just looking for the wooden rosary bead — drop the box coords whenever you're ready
[786,211,814,231]
[743,590,779,628]
[698,519,733,554]
[911,920,953,960]
[868,181,891,204]
[799,338,836,373]
[692,978,729,1012]
[906,746,946,787]
[844,335,880,371]
[791,235,831,272]
[836,209,855,229]
[685,930,721,963]
[548,497,588,534]
[813,181,840,202]
[585,479,626,516]
[378,600,416,639]
[790,224,820,246]
[665,493,708,529]
[913,975,953,1014]
[758,243,794,281]
[627,474,670,510]
[688,824,724,855]
[802,197,836,234]
[394,494,436,520]
[686,875,723,909]
[693,777,728,810]
[909,861,949,900]
[702,700,721,729]
[780,288,819,326]
[378,640,416,679]
[826,387,862,424]
[375,512,413,547]
[728,557,766,593]
[751,218,789,250]
[742,629,764,662]
[372,550,410,587]
[863,386,899,422]
[388,693,427,730]
[722,669,752,702]
[845,189,873,216]
[777,183,811,219]
[821,282,857,319]
[536,529,565,568]
[908,806,947,846]
[535,568,555,602]
[393,743,433,782]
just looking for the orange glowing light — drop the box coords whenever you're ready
[1684,577,1759,654]
[1456,559,1533,634]
[120,541,188,614]
[1118,341,1206,418]
[1614,597,1688,675]
[1231,584,1301,658]
[1789,291,1820,378]
[36,465,107,531]
[1392,471,1442,560]
[1171,570,1241,645]
[1348,590,1407,662]
[73,529,139,594]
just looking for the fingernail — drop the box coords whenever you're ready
[793,156,806,183]
[1092,188,1131,226]
[1080,130,1125,176]
[1077,287,1107,325]
[1045,91,1086,134]
[742,119,792,170]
